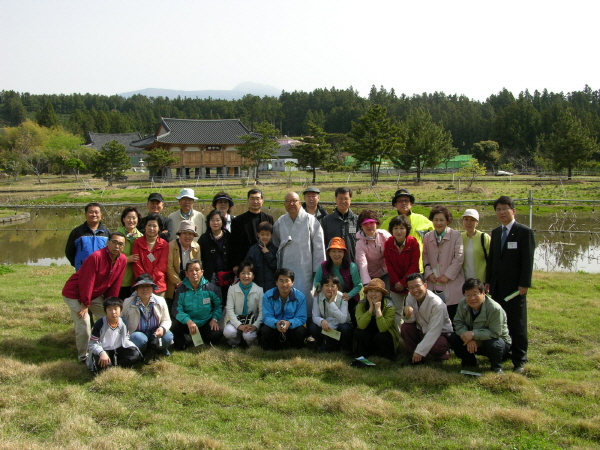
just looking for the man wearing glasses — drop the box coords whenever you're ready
[62,233,128,363]
[485,196,535,375]
[272,192,325,312]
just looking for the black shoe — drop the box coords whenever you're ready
[493,368,505,375]
[461,359,479,369]
[513,364,525,374]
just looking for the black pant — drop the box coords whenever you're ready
[497,295,528,366]
[449,332,510,371]
[308,322,353,352]
[91,346,140,373]
[258,324,307,350]
[354,319,396,360]
[172,319,223,349]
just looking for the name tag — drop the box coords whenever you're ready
[203,297,211,305]
[147,253,156,262]
[348,226,356,235]
[507,242,518,249]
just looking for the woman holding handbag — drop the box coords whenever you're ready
[199,209,234,301]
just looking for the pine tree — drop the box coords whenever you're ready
[89,140,131,185]
[36,101,60,128]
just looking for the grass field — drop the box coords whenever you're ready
[0,265,599,449]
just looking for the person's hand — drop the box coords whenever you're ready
[321,320,331,332]
[403,306,413,318]
[484,283,490,293]
[341,292,349,301]
[373,300,382,317]
[367,299,374,314]
[260,244,269,254]
[77,306,88,320]
[187,320,198,335]
[412,352,423,363]
[209,318,219,331]
[460,330,474,344]
[518,286,529,296]
[394,282,404,291]
[438,275,449,284]
[466,340,478,354]
[246,325,257,332]
[427,274,437,284]
[127,254,139,263]
[98,351,111,368]
[277,320,289,333]
[154,327,164,338]
[238,324,249,333]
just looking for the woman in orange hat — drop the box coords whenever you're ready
[313,237,363,326]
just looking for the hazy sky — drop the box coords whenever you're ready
[1,0,597,101]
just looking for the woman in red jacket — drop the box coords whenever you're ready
[384,214,420,334]
[133,213,169,296]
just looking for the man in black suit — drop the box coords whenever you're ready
[230,188,274,274]
[485,196,535,374]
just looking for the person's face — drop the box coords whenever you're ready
[367,289,383,303]
[179,197,194,213]
[276,275,294,297]
[85,206,102,226]
[394,196,412,215]
[179,231,195,246]
[215,199,230,213]
[209,215,223,232]
[495,203,516,226]
[258,230,272,246]
[145,220,159,238]
[462,216,479,234]
[284,193,301,217]
[322,281,338,300]
[392,225,407,241]
[136,284,154,300]
[304,192,319,208]
[147,200,163,214]
[105,305,121,322]
[407,278,427,301]
[432,213,448,233]
[123,211,138,230]
[335,193,351,214]
[186,263,203,284]
[107,236,125,258]
[239,266,255,286]
[362,221,377,237]
[464,288,485,310]
[329,248,345,266]
[248,194,264,213]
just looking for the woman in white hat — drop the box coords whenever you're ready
[460,208,491,282]
[166,220,200,309]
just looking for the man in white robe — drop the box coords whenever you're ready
[272,192,326,315]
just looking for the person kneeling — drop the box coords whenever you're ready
[258,268,307,350]
[309,274,353,353]
[87,297,141,373]
[450,278,511,374]
[224,260,264,348]
[122,274,174,362]
[354,278,399,360]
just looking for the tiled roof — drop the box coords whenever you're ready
[275,143,293,158]
[131,118,255,147]
[87,132,143,153]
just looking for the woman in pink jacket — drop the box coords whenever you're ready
[355,210,391,289]
[133,213,169,296]
[422,205,464,323]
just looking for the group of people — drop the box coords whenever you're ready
[61,186,534,376]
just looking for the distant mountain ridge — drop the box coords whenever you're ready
[120,82,281,100]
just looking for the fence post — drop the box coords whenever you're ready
[529,189,533,229]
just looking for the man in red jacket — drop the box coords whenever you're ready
[62,232,127,362]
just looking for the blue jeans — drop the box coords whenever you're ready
[130,330,173,356]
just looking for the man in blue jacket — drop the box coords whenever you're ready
[259,268,307,350]
[65,202,111,271]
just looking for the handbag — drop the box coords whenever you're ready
[236,311,256,325]
[216,271,234,287]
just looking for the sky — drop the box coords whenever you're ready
[1,0,598,101]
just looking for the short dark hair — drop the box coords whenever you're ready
[238,260,255,275]
[322,273,340,286]
[120,206,141,226]
[144,213,164,232]
[388,214,412,236]
[335,186,352,198]
[206,209,226,230]
[103,296,123,312]
[247,188,264,199]
[257,221,273,234]
[429,205,453,224]
[494,195,515,210]
[275,268,295,282]
[85,202,101,213]
[186,259,203,271]
[462,278,485,294]
[406,273,425,284]
[109,231,126,241]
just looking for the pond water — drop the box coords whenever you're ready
[1,205,599,273]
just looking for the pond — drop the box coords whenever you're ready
[1,205,599,273]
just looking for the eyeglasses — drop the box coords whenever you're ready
[110,240,125,247]
[495,207,513,212]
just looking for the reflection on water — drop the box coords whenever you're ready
[1,205,599,273]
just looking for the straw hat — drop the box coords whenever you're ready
[363,278,389,296]
[326,237,348,253]
[176,220,198,236]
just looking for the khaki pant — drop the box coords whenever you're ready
[63,296,105,361]
[389,291,406,334]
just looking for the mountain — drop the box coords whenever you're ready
[119,82,281,100]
